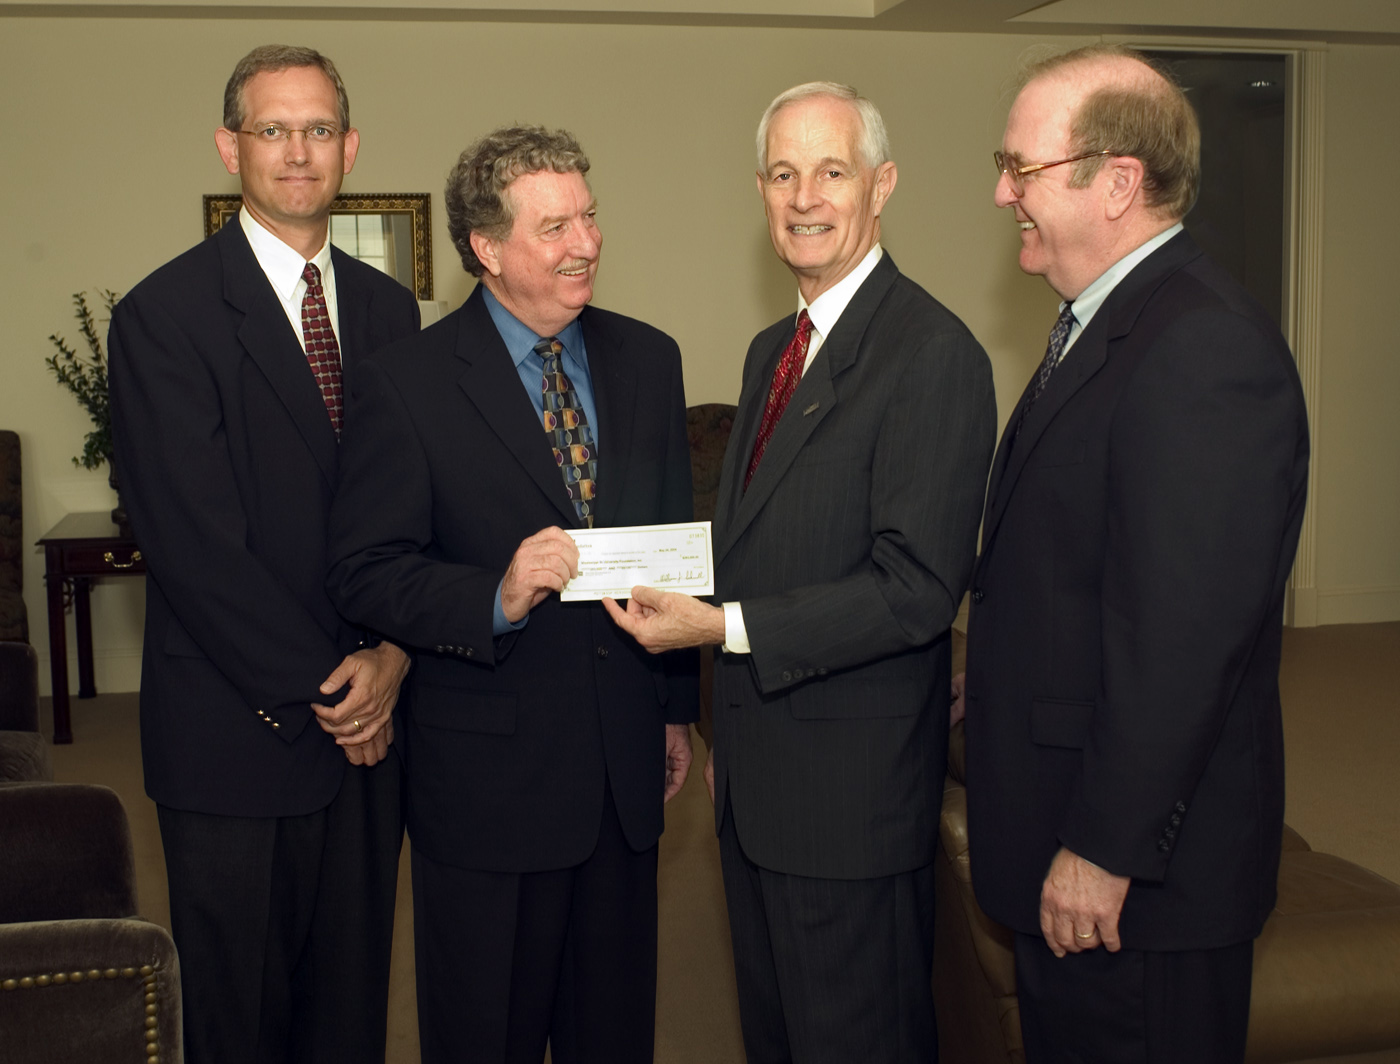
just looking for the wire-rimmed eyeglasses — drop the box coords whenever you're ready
[993,149,1115,196]
[236,124,346,145]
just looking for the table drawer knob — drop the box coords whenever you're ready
[102,550,142,569]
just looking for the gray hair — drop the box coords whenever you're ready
[445,125,591,278]
[756,81,891,173]
[223,44,349,132]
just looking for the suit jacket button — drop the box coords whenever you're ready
[1170,814,1182,827]
[781,670,792,681]
[972,589,984,604]
[464,647,474,658]
[434,645,444,653]
[1158,840,1171,852]
[596,646,609,659]
[817,667,828,676]
[1175,801,1187,814]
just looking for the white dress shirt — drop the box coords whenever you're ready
[722,244,885,654]
[1060,222,1183,354]
[239,207,341,357]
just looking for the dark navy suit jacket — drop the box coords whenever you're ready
[965,231,1310,949]
[109,221,420,816]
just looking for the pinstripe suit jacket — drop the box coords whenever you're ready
[711,252,995,879]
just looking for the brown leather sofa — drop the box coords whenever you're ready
[0,782,182,1063]
[934,640,1400,1064]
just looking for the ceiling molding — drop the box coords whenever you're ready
[2,0,1398,40]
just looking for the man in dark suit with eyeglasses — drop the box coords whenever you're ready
[109,44,418,1064]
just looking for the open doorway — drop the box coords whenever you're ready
[1142,50,1288,331]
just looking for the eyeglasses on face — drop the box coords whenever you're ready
[237,124,346,145]
[993,149,1116,196]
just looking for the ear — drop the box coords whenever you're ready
[215,128,240,175]
[341,127,360,176]
[755,170,767,200]
[469,230,502,278]
[871,160,898,215]
[1104,156,1145,222]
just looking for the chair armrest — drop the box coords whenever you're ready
[0,918,181,1063]
[0,730,53,782]
[0,783,137,922]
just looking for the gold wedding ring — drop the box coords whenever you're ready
[1074,929,1095,939]
[353,719,363,733]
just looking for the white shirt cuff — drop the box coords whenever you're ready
[722,601,750,655]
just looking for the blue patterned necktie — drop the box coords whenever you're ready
[535,337,598,527]
[1015,302,1076,439]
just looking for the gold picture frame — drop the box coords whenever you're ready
[203,192,433,300]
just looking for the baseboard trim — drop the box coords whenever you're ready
[1316,586,1400,626]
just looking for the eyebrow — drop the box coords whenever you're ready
[766,155,854,175]
[538,200,599,228]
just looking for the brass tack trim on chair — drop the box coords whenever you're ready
[1,961,168,1062]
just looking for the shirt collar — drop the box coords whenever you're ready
[480,285,585,371]
[239,206,331,300]
[1065,223,1183,337]
[799,243,883,339]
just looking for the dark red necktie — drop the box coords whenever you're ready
[745,309,813,490]
[301,262,344,437]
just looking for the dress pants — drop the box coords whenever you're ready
[411,782,658,1064]
[718,796,938,1064]
[1014,931,1254,1064]
[157,753,403,1064]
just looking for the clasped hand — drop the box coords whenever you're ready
[312,641,411,767]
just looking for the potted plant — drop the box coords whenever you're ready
[45,290,127,530]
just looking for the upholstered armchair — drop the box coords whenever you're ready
[0,640,50,782]
[686,403,737,750]
[0,430,26,643]
[0,782,182,1063]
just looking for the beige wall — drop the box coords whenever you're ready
[1,16,1395,695]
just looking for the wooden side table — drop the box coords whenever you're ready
[37,513,144,744]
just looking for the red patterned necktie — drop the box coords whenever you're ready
[745,309,813,490]
[300,262,344,437]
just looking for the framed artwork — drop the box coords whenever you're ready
[203,192,433,299]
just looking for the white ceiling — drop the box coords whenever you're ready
[8,0,1400,41]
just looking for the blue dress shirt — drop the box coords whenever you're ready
[481,287,598,635]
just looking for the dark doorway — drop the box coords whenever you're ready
[1143,51,1288,331]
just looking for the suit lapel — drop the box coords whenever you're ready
[330,246,372,369]
[716,252,899,564]
[981,230,1205,549]
[452,288,581,527]
[581,308,636,529]
[218,224,340,487]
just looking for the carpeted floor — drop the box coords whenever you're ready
[41,620,1400,1064]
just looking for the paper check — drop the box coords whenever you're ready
[561,521,714,601]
